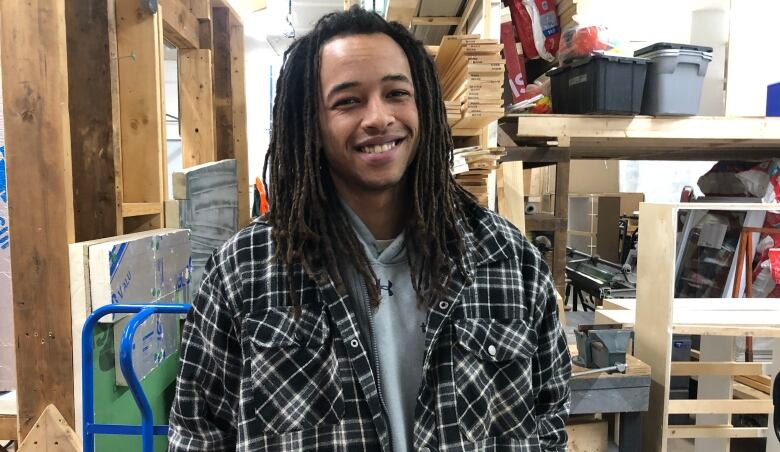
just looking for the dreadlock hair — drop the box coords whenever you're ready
[263,5,478,312]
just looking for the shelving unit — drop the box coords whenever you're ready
[499,113,780,296]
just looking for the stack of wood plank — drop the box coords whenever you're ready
[436,35,505,130]
[452,146,506,206]
[445,100,462,125]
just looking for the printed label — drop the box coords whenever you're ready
[569,74,588,86]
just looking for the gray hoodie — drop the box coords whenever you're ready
[340,204,427,452]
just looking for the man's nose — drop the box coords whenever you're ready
[362,96,394,131]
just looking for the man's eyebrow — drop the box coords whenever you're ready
[327,81,360,99]
[382,74,411,83]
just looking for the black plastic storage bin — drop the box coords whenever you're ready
[547,54,648,115]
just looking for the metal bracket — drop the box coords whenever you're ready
[141,0,158,14]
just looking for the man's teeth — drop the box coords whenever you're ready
[359,140,398,154]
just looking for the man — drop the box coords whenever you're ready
[168,6,570,452]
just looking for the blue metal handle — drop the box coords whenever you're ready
[82,303,190,452]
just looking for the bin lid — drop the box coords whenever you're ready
[634,42,713,56]
[570,53,649,68]
[639,48,714,62]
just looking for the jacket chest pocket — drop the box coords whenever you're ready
[244,306,344,436]
[452,318,537,442]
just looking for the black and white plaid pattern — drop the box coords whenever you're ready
[168,206,571,451]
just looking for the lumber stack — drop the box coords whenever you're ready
[445,100,462,126]
[452,146,506,207]
[436,35,505,130]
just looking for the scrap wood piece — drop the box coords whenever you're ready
[17,405,80,452]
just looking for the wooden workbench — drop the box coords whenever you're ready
[570,345,651,452]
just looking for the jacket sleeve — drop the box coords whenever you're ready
[168,255,242,451]
[532,264,572,451]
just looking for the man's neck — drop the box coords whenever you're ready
[337,186,408,240]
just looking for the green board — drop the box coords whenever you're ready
[89,321,180,451]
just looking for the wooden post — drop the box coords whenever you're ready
[212,8,250,226]
[179,49,217,167]
[635,203,677,452]
[552,160,570,293]
[66,0,123,241]
[0,0,77,438]
[115,0,167,233]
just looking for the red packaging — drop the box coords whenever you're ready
[771,248,780,283]
[504,0,561,62]
[502,21,530,103]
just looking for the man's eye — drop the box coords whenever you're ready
[388,90,411,98]
[333,98,359,107]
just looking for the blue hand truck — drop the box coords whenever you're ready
[81,303,190,452]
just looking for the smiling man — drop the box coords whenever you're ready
[168,6,570,452]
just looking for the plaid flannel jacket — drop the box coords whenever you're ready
[168,206,571,451]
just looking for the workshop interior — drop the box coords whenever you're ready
[1,0,780,451]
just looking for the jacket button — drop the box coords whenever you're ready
[438,301,449,310]
[487,345,497,357]
[350,339,359,348]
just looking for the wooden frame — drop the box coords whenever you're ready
[628,203,780,452]
[2,0,250,442]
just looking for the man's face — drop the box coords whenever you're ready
[318,33,419,198]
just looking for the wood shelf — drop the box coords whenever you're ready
[507,114,780,160]
[121,202,163,218]
[525,214,567,231]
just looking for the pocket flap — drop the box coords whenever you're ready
[453,318,536,362]
[244,305,330,348]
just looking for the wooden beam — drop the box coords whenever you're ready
[667,425,767,439]
[455,0,479,35]
[670,362,766,376]
[65,0,123,241]
[0,0,76,438]
[734,375,770,394]
[385,0,417,28]
[211,0,243,24]
[116,0,167,232]
[121,202,164,217]
[411,16,460,26]
[179,49,217,167]
[498,162,525,233]
[213,7,233,155]
[667,399,773,415]
[229,20,249,226]
[634,203,675,452]
[160,0,200,49]
[213,9,251,225]
[189,0,212,19]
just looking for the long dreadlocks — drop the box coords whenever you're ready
[263,6,477,310]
